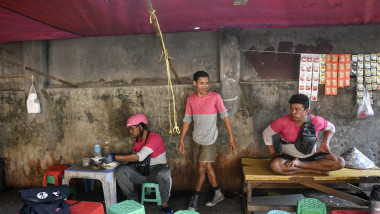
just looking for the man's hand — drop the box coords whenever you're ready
[316,143,331,154]
[178,139,186,154]
[270,152,283,158]
[229,138,237,150]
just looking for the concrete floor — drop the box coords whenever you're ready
[0,181,370,214]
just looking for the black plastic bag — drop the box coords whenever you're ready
[294,114,317,155]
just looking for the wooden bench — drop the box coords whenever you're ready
[242,158,380,213]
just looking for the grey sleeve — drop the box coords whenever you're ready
[220,110,228,119]
[183,114,192,123]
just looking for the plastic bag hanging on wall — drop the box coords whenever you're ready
[356,87,374,119]
[26,76,41,114]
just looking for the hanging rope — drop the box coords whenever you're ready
[148,9,180,135]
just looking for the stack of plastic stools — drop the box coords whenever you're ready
[42,165,76,196]
[141,183,162,205]
[66,200,105,214]
[296,198,327,214]
[108,200,145,214]
[267,210,292,214]
[174,211,199,214]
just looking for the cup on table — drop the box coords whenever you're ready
[82,158,90,167]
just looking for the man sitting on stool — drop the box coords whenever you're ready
[108,113,173,214]
[262,94,345,175]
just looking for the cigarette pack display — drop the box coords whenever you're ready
[331,54,338,63]
[357,69,364,76]
[365,69,371,77]
[365,76,372,84]
[372,83,377,91]
[364,54,371,61]
[345,71,351,78]
[357,76,364,84]
[371,68,377,76]
[339,54,345,62]
[325,87,331,95]
[345,54,351,62]
[377,53,380,61]
[352,55,358,62]
[365,62,371,69]
[366,83,372,90]
[371,61,377,68]
[344,79,350,87]
[358,54,364,61]
[371,53,377,61]
[358,61,364,69]
[332,87,338,95]
[338,79,344,88]
[332,71,338,79]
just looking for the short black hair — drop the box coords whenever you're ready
[288,94,309,110]
[193,71,209,82]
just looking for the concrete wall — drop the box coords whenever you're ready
[0,24,379,191]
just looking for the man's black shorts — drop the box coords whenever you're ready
[273,152,330,162]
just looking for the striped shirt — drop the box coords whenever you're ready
[263,114,328,158]
[183,92,228,145]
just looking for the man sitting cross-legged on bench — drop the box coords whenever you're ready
[262,94,345,175]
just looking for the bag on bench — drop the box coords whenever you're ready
[20,184,70,214]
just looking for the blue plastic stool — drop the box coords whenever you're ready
[297,198,327,214]
[174,211,199,214]
[108,200,145,214]
[141,183,162,205]
[268,210,292,214]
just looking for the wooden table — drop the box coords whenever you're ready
[242,158,380,213]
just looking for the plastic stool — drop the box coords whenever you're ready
[42,165,68,186]
[268,210,292,214]
[108,200,145,214]
[174,211,200,214]
[296,198,327,214]
[141,183,161,205]
[66,200,105,214]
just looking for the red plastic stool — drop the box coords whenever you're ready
[42,165,68,186]
[66,200,105,214]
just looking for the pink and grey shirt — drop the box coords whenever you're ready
[133,131,167,166]
[183,92,228,145]
[263,114,333,158]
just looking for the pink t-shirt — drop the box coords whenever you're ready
[133,132,165,158]
[270,114,327,142]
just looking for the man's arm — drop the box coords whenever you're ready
[263,125,281,158]
[178,122,190,154]
[115,153,139,162]
[317,121,335,154]
[223,117,236,150]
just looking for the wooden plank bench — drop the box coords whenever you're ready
[242,158,380,213]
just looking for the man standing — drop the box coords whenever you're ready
[178,71,237,211]
[114,113,173,214]
[262,94,345,175]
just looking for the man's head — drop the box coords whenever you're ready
[193,71,209,97]
[288,94,310,123]
[126,113,148,138]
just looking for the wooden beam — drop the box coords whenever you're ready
[145,0,182,84]
[0,57,77,87]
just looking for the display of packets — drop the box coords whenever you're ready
[319,54,326,84]
[299,54,319,101]
[325,54,338,96]
[353,53,379,105]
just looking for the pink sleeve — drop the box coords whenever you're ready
[216,94,227,114]
[269,117,284,134]
[311,115,328,131]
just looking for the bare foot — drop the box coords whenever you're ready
[285,158,300,168]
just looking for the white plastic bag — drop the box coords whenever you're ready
[357,87,374,119]
[27,83,41,114]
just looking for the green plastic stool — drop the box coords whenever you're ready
[174,211,200,214]
[141,183,162,205]
[108,200,145,214]
[296,198,327,214]
[268,210,292,214]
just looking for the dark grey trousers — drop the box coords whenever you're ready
[116,164,172,203]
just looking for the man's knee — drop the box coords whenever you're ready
[156,167,171,182]
[269,159,285,174]
[335,156,345,170]
[198,163,207,175]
